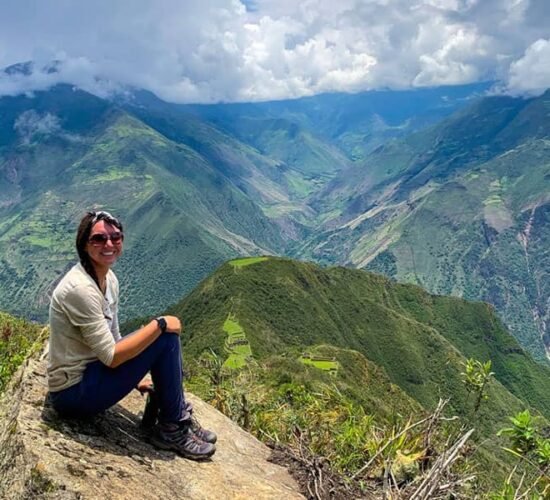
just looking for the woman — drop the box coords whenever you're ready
[47,210,216,460]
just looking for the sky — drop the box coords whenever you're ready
[0,0,549,103]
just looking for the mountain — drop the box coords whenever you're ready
[297,91,550,361]
[3,256,549,495]
[0,85,293,321]
[182,82,492,162]
[164,258,550,423]
[0,81,488,322]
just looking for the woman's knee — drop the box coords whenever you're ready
[154,331,181,351]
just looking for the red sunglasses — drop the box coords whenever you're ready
[88,232,124,246]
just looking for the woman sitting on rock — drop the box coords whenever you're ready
[47,210,216,460]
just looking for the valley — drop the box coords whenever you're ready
[0,81,548,363]
[2,3,549,497]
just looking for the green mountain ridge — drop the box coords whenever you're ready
[297,91,550,361]
[1,81,548,367]
[165,258,550,424]
[0,86,294,321]
[150,256,550,490]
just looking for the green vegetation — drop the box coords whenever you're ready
[299,353,339,374]
[229,256,269,268]
[222,313,252,369]
[167,257,550,494]
[298,91,550,361]
[172,258,550,421]
[186,345,424,477]
[461,358,495,415]
[185,337,542,496]
[492,410,550,498]
[0,312,44,393]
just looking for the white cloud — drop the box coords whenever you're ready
[506,39,550,96]
[412,24,489,86]
[12,109,83,144]
[14,110,61,144]
[0,0,548,102]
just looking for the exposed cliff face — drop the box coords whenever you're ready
[0,350,303,499]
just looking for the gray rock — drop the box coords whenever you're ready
[0,351,303,499]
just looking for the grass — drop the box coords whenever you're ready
[222,313,252,369]
[87,170,135,183]
[299,353,339,374]
[229,256,270,268]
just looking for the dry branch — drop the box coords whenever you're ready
[409,428,475,500]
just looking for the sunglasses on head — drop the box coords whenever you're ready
[88,232,124,246]
[88,210,120,225]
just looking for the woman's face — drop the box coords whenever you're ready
[85,220,123,271]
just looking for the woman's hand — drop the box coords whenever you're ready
[109,315,183,368]
[163,315,182,335]
[136,375,154,394]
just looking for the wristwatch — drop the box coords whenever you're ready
[155,317,167,334]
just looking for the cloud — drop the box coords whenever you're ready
[0,0,549,102]
[506,39,550,96]
[13,108,82,144]
[14,110,61,144]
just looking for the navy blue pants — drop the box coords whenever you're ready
[49,333,192,424]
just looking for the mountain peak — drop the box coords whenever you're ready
[3,60,62,77]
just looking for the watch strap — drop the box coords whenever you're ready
[155,317,167,334]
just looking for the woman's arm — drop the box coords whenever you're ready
[109,315,181,368]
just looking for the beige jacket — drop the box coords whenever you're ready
[48,263,120,392]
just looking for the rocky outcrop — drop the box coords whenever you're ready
[0,351,303,499]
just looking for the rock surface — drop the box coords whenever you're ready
[0,351,303,499]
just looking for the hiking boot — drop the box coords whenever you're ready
[141,390,159,430]
[191,415,217,444]
[150,423,216,460]
[140,388,216,445]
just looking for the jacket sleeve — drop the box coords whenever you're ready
[61,283,115,366]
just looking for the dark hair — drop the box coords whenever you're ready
[76,211,123,289]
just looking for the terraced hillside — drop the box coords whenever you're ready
[222,313,252,369]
